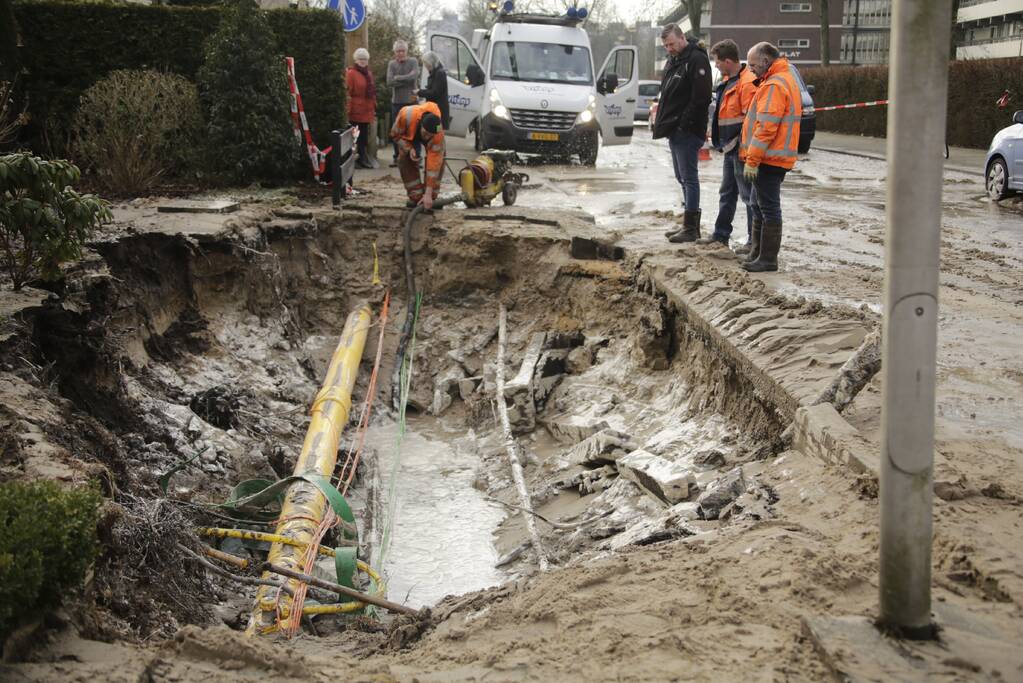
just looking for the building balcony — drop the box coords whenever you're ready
[957,0,1023,24]
[957,35,1023,58]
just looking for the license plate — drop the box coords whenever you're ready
[528,132,559,142]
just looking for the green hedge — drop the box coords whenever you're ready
[802,57,1023,149]
[0,480,101,641]
[13,2,345,156]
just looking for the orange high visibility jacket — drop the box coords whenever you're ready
[712,65,757,152]
[391,102,446,192]
[739,57,802,170]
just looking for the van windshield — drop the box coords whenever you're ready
[491,41,593,85]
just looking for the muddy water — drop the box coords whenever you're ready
[367,417,506,608]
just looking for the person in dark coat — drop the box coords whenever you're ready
[418,51,451,130]
[652,24,713,243]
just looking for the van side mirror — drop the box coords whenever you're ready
[598,73,619,95]
[466,64,485,88]
[806,84,815,96]
[1014,110,1023,125]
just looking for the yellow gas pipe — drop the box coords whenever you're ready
[246,303,372,636]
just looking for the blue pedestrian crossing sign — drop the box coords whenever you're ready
[329,0,365,32]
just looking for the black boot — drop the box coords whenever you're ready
[742,221,781,272]
[668,210,701,243]
[740,219,763,263]
[664,215,685,238]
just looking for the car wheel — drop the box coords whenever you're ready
[987,157,1011,201]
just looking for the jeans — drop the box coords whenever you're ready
[749,163,788,224]
[713,149,754,242]
[391,102,421,160]
[668,129,703,212]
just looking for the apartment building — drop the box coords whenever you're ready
[957,0,1023,59]
[660,0,844,66]
[840,0,891,65]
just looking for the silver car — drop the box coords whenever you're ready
[986,110,1023,200]
[635,80,660,121]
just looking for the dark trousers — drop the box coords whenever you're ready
[355,121,370,161]
[668,129,703,211]
[713,149,753,241]
[749,163,788,224]
[391,102,421,160]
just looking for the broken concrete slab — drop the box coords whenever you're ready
[564,428,638,467]
[617,449,697,505]
[157,199,239,214]
[431,365,467,415]
[457,377,479,402]
[697,466,745,519]
[542,414,611,444]
[803,601,1023,683]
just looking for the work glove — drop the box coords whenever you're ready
[743,163,758,183]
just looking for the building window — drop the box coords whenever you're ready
[780,2,812,11]
[778,38,811,48]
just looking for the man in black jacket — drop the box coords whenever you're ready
[652,24,713,243]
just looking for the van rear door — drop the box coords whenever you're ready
[596,45,639,146]
[428,32,486,138]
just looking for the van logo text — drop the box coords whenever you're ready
[449,94,471,109]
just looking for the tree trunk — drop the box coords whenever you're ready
[687,0,704,39]
[820,0,830,66]
[950,0,962,60]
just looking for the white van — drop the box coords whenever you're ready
[428,13,639,165]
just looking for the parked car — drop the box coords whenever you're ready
[786,64,816,154]
[635,80,660,121]
[986,109,1023,200]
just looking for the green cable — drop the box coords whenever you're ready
[376,292,423,574]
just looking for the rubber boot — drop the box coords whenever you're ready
[740,219,763,263]
[668,210,701,243]
[742,221,781,272]
[664,214,686,238]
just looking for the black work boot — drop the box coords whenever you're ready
[668,210,702,243]
[742,221,782,272]
[740,219,763,263]
[664,214,685,238]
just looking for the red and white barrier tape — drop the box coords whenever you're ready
[286,57,332,181]
[813,99,889,112]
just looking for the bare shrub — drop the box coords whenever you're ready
[72,70,203,196]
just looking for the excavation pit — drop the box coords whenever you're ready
[0,199,791,644]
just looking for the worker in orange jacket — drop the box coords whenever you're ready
[739,42,802,273]
[698,39,759,250]
[390,101,445,209]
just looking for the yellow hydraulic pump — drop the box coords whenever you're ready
[458,150,529,208]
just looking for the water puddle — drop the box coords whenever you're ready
[368,417,506,608]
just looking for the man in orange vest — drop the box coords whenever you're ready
[390,101,445,210]
[739,42,802,273]
[698,39,758,250]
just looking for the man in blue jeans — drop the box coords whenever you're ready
[651,24,712,243]
[698,39,758,251]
